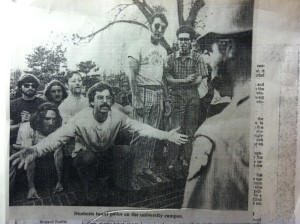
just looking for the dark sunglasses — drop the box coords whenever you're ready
[23,83,38,89]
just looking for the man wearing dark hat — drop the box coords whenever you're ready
[165,25,209,176]
[10,74,47,142]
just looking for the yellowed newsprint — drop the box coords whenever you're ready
[1,0,300,223]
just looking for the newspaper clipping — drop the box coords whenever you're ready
[4,0,300,223]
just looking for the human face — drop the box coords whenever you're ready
[21,82,37,98]
[206,43,223,69]
[91,89,113,117]
[50,85,63,103]
[178,33,192,54]
[151,17,167,41]
[67,73,82,95]
[43,110,57,134]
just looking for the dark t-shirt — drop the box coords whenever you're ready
[10,97,47,124]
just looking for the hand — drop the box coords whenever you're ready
[185,74,197,83]
[134,99,145,117]
[21,111,31,123]
[27,187,40,199]
[167,127,189,145]
[10,144,38,170]
[164,101,172,117]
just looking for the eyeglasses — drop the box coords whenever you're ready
[96,95,113,101]
[178,38,191,42]
[23,83,37,89]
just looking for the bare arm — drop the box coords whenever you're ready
[128,57,140,104]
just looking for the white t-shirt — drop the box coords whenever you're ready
[128,37,167,86]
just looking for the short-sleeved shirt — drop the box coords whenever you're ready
[10,97,47,124]
[165,50,208,84]
[128,37,167,86]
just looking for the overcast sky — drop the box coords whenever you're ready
[9,0,253,74]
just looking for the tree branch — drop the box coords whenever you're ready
[177,0,185,26]
[132,0,153,23]
[73,20,149,45]
[186,0,205,27]
[143,0,155,15]
[112,3,135,21]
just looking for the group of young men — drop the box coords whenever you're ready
[10,12,251,208]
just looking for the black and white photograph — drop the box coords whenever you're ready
[8,0,254,213]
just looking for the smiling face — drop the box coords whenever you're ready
[91,89,114,121]
[67,73,82,95]
[150,17,167,41]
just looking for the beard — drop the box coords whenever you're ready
[22,89,36,98]
[93,103,111,122]
[39,124,58,136]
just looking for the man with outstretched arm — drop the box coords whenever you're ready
[11,83,188,205]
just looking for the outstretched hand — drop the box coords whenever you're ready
[10,144,38,170]
[167,127,189,145]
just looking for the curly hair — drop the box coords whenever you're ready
[44,80,68,102]
[87,82,114,107]
[17,74,40,89]
[63,71,82,84]
[30,102,62,136]
[176,25,196,40]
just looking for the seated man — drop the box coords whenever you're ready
[14,102,64,199]
[11,83,188,205]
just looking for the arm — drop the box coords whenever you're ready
[123,117,188,145]
[128,57,140,104]
[182,136,213,208]
[33,122,77,157]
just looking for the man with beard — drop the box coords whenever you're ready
[44,80,68,106]
[165,26,209,177]
[10,83,188,205]
[128,13,171,187]
[14,102,63,198]
[58,71,89,124]
[10,74,47,143]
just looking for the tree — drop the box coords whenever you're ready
[76,60,97,75]
[25,44,67,85]
[72,0,206,54]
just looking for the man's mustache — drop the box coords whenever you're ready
[100,103,110,108]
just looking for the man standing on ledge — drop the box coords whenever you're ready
[11,83,188,205]
[128,13,171,187]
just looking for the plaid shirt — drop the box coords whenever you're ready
[165,50,208,82]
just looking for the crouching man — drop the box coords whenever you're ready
[13,102,64,199]
[11,83,188,205]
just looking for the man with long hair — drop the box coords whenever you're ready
[14,102,63,198]
[44,80,68,106]
[11,83,188,205]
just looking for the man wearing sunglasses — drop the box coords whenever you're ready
[10,74,47,143]
[128,13,171,188]
[11,83,189,205]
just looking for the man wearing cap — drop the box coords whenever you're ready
[165,26,209,176]
[10,74,47,143]
[128,13,171,186]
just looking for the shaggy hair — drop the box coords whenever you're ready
[87,82,114,107]
[44,80,68,102]
[30,102,62,136]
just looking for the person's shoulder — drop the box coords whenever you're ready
[10,97,22,105]
[111,107,128,121]
[36,97,47,104]
[18,122,33,133]
[69,107,93,124]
